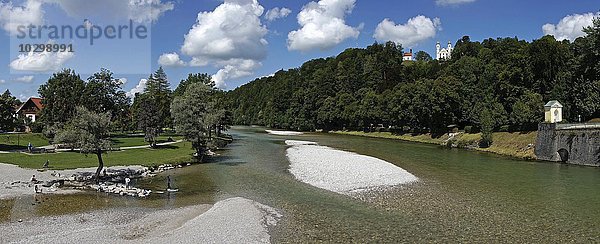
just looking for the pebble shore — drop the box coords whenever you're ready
[285,140,418,195]
[0,197,281,243]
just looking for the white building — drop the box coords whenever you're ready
[403,49,414,61]
[436,41,453,60]
[544,100,563,123]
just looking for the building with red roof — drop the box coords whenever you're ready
[16,97,43,123]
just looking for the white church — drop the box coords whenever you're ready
[436,41,453,60]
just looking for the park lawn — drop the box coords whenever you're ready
[0,141,195,170]
[0,133,50,151]
[110,135,183,148]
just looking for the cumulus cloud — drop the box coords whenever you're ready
[118,78,128,84]
[436,0,476,6]
[14,76,34,83]
[158,52,187,67]
[542,12,599,41]
[0,0,44,35]
[211,59,261,89]
[45,0,173,23]
[181,0,268,88]
[374,16,442,48]
[287,0,360,52]
[10,43,74,72]
[0,79,5,84]
[265,7,291,21]
[126,78,148,98]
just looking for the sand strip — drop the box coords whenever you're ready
[265,130,304,136]
[285,140,418,195]
[0,197,281,244]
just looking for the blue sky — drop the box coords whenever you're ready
[0,0,598,101]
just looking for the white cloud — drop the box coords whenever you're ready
[45,0,174,23]
[126,78,148,98]
[180,0,268,87]
[10,44,74,72]
[542,12,599,41]
[436,0,476,6]
[374,16,442,48]
[0,80,5,84]
[265,7,291,21]
[0,0,44,35]
[118,78,127,84]
[211,59,261,89]
[158,52,187,67]
[287,0,360,52]
[14,76,34,83]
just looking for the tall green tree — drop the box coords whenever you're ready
[38,69,85,126]
[0,90,20,132]
[55,107,112,182]
[171,82,217,159]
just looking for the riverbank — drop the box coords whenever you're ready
[331,131,537,160]
[0,197,281,243]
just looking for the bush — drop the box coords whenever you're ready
[499,125,510,132]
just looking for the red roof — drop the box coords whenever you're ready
[16,97,43,114]
[404,53,413,56]
[30,97,43,109]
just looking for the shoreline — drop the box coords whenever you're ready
[330,131,538,161]
[0,197,281,243]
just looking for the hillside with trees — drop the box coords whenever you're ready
[226,18,600,136]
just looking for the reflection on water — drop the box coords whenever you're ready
[2,126,600,242]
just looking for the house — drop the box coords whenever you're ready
[16,97,43,123]
[403,49,414,61]
[436,41,453,60]
[544,100,563,123]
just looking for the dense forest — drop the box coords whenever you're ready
[226,18,600,134]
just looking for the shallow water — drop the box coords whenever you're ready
[3,126,600,242]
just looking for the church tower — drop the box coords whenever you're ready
[436,41,441,60]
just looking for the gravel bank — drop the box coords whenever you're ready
[265,130,304,136]
[0,163,147,200]
[285,140,418,195]
[0,197,281,244]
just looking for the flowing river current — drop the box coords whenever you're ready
[2,126,600,242]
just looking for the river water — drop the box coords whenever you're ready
[3,126,600,242]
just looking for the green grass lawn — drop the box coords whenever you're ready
[0,133,50,151]
[0,141,195,170]
[110,135,183,148]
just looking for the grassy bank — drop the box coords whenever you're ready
[332,131,537,160]
[0,142,195,170]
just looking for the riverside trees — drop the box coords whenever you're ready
[227,18,600,135]
[171,74,230,160]
[55,107,112,182]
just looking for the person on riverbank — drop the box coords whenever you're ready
[167,175,172,190]
[31,175,38,184]
[43,160,49,169]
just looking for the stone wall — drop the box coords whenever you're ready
[535,123,600,166]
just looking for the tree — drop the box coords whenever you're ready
[171,82,214,159]
[55,107,112,182]
[0,90,20,132]
[132,93,160,147]
[82,69,130,128]
[415,51,433,62]
[38,69,85,126]
[479,108,494,148]
[145,67,173,129]
[174,73,214,98]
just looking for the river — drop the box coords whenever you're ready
[2,126,600,242]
